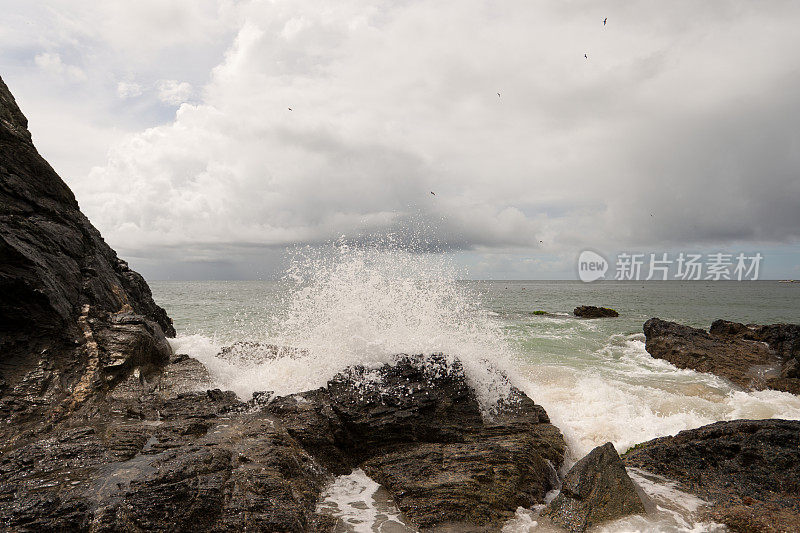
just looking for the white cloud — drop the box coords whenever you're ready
[116,81,143,98]
[5,0,800,278]
[34,52,86,81]
[156,79,193,105]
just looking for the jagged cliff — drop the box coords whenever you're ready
[0,75,174,442]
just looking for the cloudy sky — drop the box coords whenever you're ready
[2,0,799,279]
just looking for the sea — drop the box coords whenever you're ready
[149,246,800,533]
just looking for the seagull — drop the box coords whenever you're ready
[604,17,607,26]
[430,191,436,196]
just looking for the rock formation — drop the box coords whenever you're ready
[270,353,566,529]
[0,350,566,531]
[643,318,800,394]
[542,442,645,532]
[573,306,619,318]
[624,419,800,533]
[0,74,174,446]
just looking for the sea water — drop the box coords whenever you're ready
[150,246,800,532]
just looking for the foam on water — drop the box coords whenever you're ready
[518,335,800,463]
[316,469,414,532]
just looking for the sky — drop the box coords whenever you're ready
[2,0,799,280]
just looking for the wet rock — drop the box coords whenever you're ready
[573,306,619,318]
[271,354,566,530]
[0,354,334,532]
[542,442,645,532]
[623,419,800,533]
[644,318,800,394]
[0,75,174,441]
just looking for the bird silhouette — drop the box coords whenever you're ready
[430,191,436,196]
[288,107,292,111]
[604,17,607,26]
[497,92,501,98]
[584,54,588,59]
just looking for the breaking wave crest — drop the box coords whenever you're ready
[173,240,520,411]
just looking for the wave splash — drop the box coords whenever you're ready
[178,240,519,411]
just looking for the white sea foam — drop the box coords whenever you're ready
[519,336,800,464]
[316,469,414,532]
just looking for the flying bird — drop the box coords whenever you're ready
[604,17,607,26]
[584,53,588,59]
[430,191,436,196]
[497,92,501,98]
[288,107,292,111]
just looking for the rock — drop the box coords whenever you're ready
[623,419,800,533]
[710,320,800,392]
[643,318,800,394]
[0,75,174,442]
[573,306,619,318]
[542,442,645,532]
[0,354,335,532]
[270,354,566,530]
[0,350,565,532]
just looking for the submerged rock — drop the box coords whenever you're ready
[542,442,645,532]
[623,419,800,533]
[643,318,800,394]
[573,306,619,318]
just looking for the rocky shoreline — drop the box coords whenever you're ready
[643,317,800,394]
[2,74,800,531]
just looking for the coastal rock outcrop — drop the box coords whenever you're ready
[0,351,566,531]
[623,419,800,533]
[0,75,174,443]
[270,354,566,529]
[542,442,645,532]
[643,318,800,394]
[573,306,619,318]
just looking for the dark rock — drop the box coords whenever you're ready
[1,75,174,441]
[623,419,800,533]
[710,320,800,392]
[573,306,619,318]
[644,318,800,394]
[0,354,334,532]
[542,442,645,532]
[273,354,566,530]
[0,350,565,532]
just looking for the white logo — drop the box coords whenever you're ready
[578,250,608,282]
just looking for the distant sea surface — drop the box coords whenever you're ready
[150,277,800,532]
